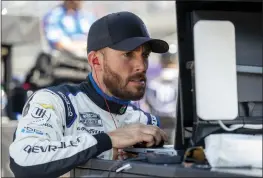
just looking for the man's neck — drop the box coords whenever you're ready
[88,73,130,105]
[91,72,113,97]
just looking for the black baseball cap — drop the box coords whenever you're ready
[87,11,169,53]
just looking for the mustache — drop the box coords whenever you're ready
[127,73,147,82]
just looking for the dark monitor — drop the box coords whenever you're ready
[174,0,262,149]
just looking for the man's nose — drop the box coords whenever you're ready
[134,56,147,73]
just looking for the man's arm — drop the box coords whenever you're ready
[124,105,161,127]
[9,90,112,178]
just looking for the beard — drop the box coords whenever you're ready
[103,62,146,101]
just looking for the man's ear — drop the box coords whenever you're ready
[87,51,95,67]
[87,51,102,71]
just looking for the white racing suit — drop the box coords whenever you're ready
[9,74,160,178]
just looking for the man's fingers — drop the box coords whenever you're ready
[108,123,167,149]
[141,133,155,147]
[142,126,165,145]
[146,141,155,148]
[141,127,162,145]
[160,129,168,142]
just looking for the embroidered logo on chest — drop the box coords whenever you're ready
[79,112,103,127]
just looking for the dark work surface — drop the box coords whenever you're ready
[73,158,262,177]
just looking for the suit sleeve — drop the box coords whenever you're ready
[9,90,112,178]
[123,105,160,127]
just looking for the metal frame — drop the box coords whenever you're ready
[1,44,15,120]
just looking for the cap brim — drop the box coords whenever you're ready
[109,37,169,53]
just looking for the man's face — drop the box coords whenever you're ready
[100,44,151,101]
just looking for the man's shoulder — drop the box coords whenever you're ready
[46,83,82,96]
[43,83,82,127]
[27,83,81,104]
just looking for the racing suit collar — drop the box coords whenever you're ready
[83,74,130,115]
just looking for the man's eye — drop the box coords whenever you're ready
[123,52,133,58]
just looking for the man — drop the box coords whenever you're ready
[9,11,169,178]
[145,51,179,144]
[43,0,96,55]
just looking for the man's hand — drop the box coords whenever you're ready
[107,123,168,149]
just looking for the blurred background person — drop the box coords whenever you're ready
[11,0,98,119]
[43,0,97,56]
[22,0,96,95]
[145,50,179,144]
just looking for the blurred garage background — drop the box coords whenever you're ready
[1,1,178,177]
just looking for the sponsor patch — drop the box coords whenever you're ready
[23,137,81,153]
[21,127,45,136]
[31,107,51,119]
[119,105,127,114]
[29,106,52,124]
[77,127,104,134]
[79,112,103,127]
[40,123,53,128]
[32,118,50,124]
